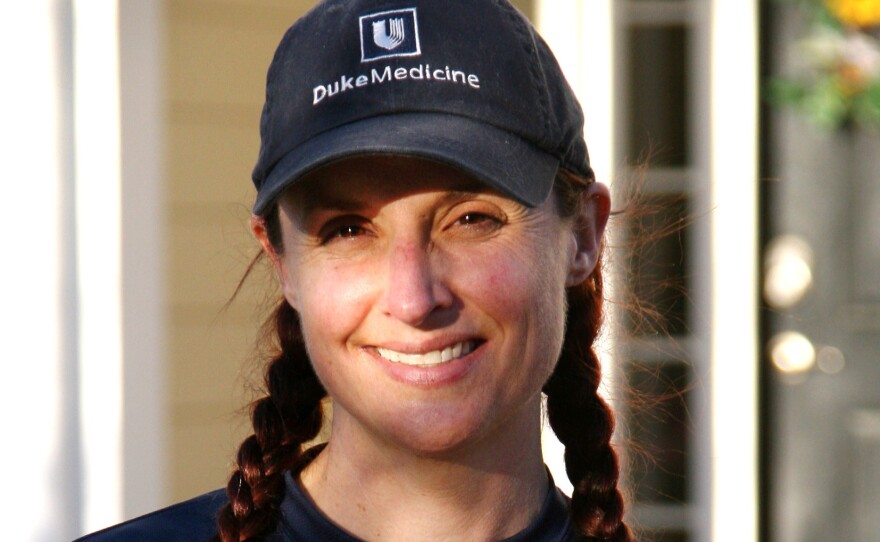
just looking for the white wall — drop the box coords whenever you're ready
[0,1,167,538]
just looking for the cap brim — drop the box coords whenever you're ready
[252,112,560,215]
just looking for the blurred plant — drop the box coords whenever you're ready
[768,0,880,129]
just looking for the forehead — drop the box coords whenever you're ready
[280,155,501,211]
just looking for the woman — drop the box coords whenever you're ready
[78,0,631,540]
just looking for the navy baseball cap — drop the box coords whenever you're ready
[251,0,593,215]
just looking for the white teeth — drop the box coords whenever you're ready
[440,345,454,363]
[377,341,475,366]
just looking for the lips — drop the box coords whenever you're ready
[376,340,477,367]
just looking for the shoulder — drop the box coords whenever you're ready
[73,488,226,542]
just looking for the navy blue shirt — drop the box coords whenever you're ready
[75,470,576,541]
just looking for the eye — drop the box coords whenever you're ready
[457,212,495,226]
[319,217,371,244]
[447,208,504,235]
[329,225,364,238]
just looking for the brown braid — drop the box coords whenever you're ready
[541,170,632,541]
[544,265,632,541]
[215,300,327,541]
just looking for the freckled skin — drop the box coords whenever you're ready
[270,157,578,457]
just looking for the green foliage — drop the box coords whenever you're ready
[767,0,880,130]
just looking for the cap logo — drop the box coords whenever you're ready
[373,18,405,50]
[360,8,421,62]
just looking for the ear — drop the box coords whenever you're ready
[566,182,611,287]
[251,214,297,307]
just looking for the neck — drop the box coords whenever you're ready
[299,398,548,542]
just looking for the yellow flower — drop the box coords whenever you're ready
[826,0,880,27]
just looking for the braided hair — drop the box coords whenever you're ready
[544,269,631,541]
[216,174,631,541]
[215,207,328,541]
[543,172,632,541]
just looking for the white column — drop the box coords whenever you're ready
[0,2,76,539]
[73,0,125,531]
[0,2,167,538]
[707,0,760,541]
[74,0,168,531]
[118,0,168,521]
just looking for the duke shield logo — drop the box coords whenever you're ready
[360,8,421,62]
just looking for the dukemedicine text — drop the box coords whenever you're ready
[313,64,481,105]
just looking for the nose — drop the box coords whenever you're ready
[380,239,453,326]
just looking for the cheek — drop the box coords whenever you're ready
[518,238,570,352]
[458,239,568,346]
[293,261,381,409]
[292,260,376,354]
[454,248,531,318]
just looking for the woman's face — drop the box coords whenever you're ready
[257,156,606,455]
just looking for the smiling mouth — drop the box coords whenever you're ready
[376,340,478,367]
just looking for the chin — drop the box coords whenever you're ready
[378,402,496,455]
[379,394,537,459]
